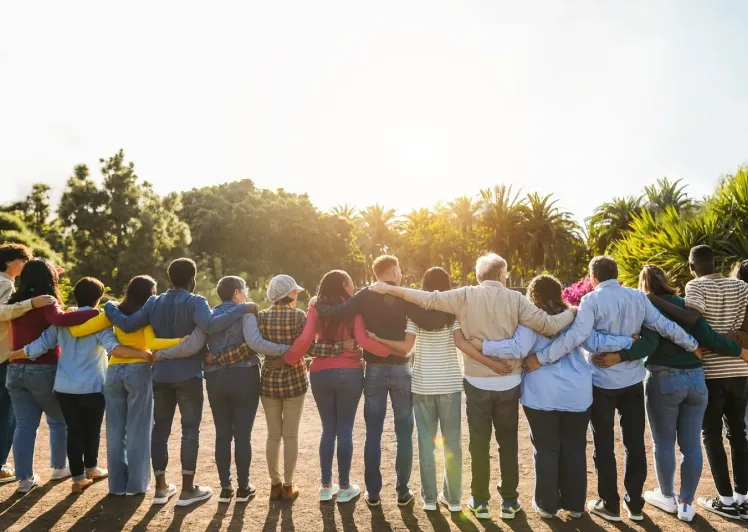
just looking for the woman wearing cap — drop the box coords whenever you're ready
[282,270,391,503]
[256,274,352,501]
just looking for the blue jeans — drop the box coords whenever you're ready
[6,364,67,479]
[0,361,16,465]
[413,392,462,506]
[645,365,708,503]
[310,368,364,486]
[205,366,260,489]
[105,363,154,494]
[363,364,413,498]
[151,377,204,475]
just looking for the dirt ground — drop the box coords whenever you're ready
[1,386,747,532]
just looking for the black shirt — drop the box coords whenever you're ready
[314,284,453,365]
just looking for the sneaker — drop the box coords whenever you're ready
[624,496,644,521]
[644,489,677,514]
[0,464,16,484]
[72,478,94,494]
[423,501,437,511]
[86,467,108,481]
[365,491,381,507]
[532,500,555,519]
[337,484,360,504]
[176,485,213,507]
[739,501,748,520]
[678,502,696,522]
[18,474,40,493]
[153,484,177,505]
[468,497,490,520]
[236,485,256,503]
[50,466,71,481]
[697,497,740,520]
[438,492,462,513]
[320,484,340,502]
[218,487,235,504]
[397,490,415,507]
[587,499,622,522]
[501,500,522,519]
[568,511,584,519]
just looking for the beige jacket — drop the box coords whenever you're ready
[0,272,34,364]
[422,280,575,378]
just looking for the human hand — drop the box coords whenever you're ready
[180,335,190,343]
[694,347,704,360]
[369,282,391,295]
[568,306,579,316]
[524,353,542,373]
[8,349,27,362]
[204,352,215,365]
[592,352,622,368]
[31,295,56,308]
[366,331,380,341]
[142,350,155,365]
[740,349,748,363]
[308,296,318,308]
[343,339,358,351]
[245,302,259,315]
[486,358,512,375]
[469,338,483,351]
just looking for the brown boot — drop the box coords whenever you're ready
[282,484,299,501]
[270,483,283,500]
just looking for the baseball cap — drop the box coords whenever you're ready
[267,275,304,302]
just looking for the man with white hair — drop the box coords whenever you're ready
[370,252,576,520]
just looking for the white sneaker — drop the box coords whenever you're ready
[50,466,71,481]
[532,500,556,519]
[423,501,438,511]
[337,484,360,503]
[320,484,340,502]
[439,492,462,513]
[678,502,696,522]
[644,489,677,514]
[18,474,40,493]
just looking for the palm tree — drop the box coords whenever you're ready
[329,203,358,223]
[521,192,582,276]
[642,178,695,218]
[358,204,399,281]
[587,196,642,254]
[479,185,526,264]
[448,196,481,285]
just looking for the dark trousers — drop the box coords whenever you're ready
[205,366,260,489]
[152,377,204,475]
[55,392,105,479]
[703,377,748,496]
[590,382,646,513]
[0,361,15,465]
[464,380,520,504]
[524,406,590,514]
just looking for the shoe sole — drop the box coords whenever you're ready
[398,496,414,507]
[590,508,622,522]
[153,487,178,505]
[365,499,381,507]
[439,497,461,512]
[697,504,741,520]
[644,499,677,514]
[17,485,39,494]
[469,508,490,520]
[678,514,695,522]
[236,496,254,503]
[218,497,234,504]
[337,494,359,504]
[0,478,17,484]
[176,492,213,507]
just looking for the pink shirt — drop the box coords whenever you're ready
[284,307,391,371]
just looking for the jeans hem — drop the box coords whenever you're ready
[72,474,86,482]
[182,470,195,475]
[154,470,166,476]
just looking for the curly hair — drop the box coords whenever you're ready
[526,274,568,316]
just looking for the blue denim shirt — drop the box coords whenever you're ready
[536,280,698,389]
[105,289,247,383]
[24,307,119,394]
[483,325,631,412]
[204,301,256,372]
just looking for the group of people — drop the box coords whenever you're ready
[1,242,748,525]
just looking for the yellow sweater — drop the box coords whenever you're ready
[70,312,180,365]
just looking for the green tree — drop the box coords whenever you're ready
[587,196,642,255]
[642,177,696,218]
[478,185,526,268]
[448,196,481,285]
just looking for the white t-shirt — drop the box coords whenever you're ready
[406,318,464,395]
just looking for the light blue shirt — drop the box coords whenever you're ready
[483,325,632,412]
[24,307,118,394]
[536,280,698,389]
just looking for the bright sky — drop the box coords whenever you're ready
[2,1,747,221]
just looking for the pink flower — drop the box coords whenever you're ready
[562,277,594,306]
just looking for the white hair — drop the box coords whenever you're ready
[475,253,507,283]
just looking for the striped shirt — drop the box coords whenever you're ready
[685,274,748,379]
[406,318,464,395]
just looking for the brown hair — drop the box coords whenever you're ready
[731,260,748,284]
[73,277,105,308]
[0,243,33,272]
[526,275,568,316]
[372,255,399,279]
[638,264,678,296]
[589,256,618,283]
